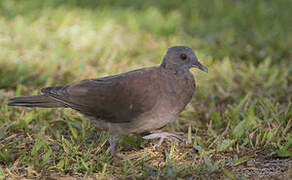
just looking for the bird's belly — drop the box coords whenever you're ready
[133,116,174,133]
[89,95,188,136]
[129,103,179,134]
[90,107,178,136]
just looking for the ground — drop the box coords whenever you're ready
[0,0,291,179]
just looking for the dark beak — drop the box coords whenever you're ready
[191,60,208,73]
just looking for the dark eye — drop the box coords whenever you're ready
[180,53,187,60]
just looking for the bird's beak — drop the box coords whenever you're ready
[191,60,208,73]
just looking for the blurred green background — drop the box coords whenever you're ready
[0,0,291,89]
[0,0,291,178]
[2,0,292,62]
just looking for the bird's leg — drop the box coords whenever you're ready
[142,132,184,149]
[108,135,120,156]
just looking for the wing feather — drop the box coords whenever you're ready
[41,68,160,123]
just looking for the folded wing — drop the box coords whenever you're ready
[41,68,160,123]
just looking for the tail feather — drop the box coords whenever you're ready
[8,95,65,108]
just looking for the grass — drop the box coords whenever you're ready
[0,0,291,179]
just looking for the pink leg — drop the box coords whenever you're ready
[143,132,184,149]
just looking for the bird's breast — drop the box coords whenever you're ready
[161,71,195,112]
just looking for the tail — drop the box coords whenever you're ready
[8,95,65,108]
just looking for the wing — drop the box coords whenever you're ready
[41,67,161,123]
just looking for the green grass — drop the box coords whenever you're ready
[0,0,291,179]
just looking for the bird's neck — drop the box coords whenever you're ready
[160,62,189,75]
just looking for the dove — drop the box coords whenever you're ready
[8,46,208,155]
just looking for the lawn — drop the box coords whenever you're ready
[0,0,291,179]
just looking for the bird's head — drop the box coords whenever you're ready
[161,46,208,73]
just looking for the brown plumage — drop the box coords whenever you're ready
[8,46,208,155]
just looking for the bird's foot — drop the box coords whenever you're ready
[108,135,121,157]
[143,132,184,149]
[108,136,116,157]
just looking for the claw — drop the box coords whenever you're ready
[143,132,185,150]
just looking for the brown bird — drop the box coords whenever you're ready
[8,46,208,155]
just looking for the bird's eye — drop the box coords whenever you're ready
[180,53,187,60]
